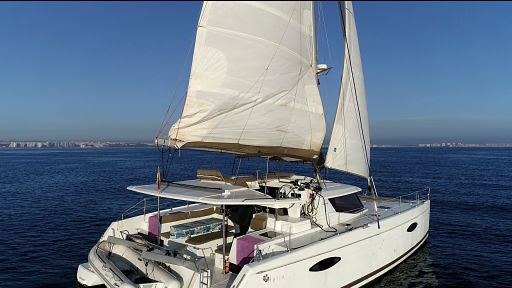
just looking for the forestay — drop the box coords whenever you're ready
[168,1,326,161]
[325,1,370,178]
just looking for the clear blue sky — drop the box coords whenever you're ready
[1,1,511,144]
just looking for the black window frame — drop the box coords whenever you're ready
[328,193,364,213]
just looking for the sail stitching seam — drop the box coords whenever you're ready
[339,1,371,177]
[201,4,300,143]
[280,2,307,148]
[236,4,299,145]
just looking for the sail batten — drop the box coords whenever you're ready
[169,1,325,161]
[325,1,370,178]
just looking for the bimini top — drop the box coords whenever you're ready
[128,180,301,208]
[128,179,362,208]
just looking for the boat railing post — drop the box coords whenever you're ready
[399,196,402,213]
[281,226,289,252]
[222,205,226,274]
[264,157,269,195]
[256,245,260,261]
[157,195,161,246]
[143,198,147,221]
[288,225,292,252]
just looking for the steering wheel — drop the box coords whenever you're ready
[278,184,295,198]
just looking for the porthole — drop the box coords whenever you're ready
[309,257,341,272]
[407,222,418,232]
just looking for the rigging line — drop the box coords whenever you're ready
[312,1,317,67]
[202,49,288,141]
[236,3,299,143]
[202,3,300,143]
[319,1,334,66]
[157,38,195,138]
[307,1,315,151]
[157,90,188,139]
[370,175,378,197]
[315,1,323,66]
[325,6,348,171]
[339,2,370,174]
[338,1,371,177]
[279,1,305,148]
[158,144,174,181]
[173,91,188,145]
[231,155,237,175]
[164,148,176,181]
[277,159,281,182]
[161,147,165,179]
[235,158,242,179]
[319,194,337,232]
[264,156,269,195]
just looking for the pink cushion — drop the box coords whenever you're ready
[148,214,159,236]
[236,235,265,266]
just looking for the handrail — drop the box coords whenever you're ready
[120,197,150,220]
[397,187,430,213]
[120,197,176,220]
[122,202,175,219]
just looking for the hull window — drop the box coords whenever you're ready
[407,222,418,232]
[309,257,341,272]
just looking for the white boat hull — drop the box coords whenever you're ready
[232,200,430,288]
[78,180,430,288]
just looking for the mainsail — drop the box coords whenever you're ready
[168,1,326,161]
[325,1,371,178]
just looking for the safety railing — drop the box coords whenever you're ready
[398,187,430,214]
[120,197,176,221]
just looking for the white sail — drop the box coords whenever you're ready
[325,1,370,178]
[168,1,325,161]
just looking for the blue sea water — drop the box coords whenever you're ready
[0,147,511,288]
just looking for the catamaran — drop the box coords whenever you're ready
[77,2,430,288]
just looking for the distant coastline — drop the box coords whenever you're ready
[0,141,155,149]
[326,142,512,148]
[370,143,512,148]
[2,140,512,149]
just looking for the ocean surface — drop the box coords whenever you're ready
[0,147,511,288]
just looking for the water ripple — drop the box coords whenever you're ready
[0,147,510,287]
